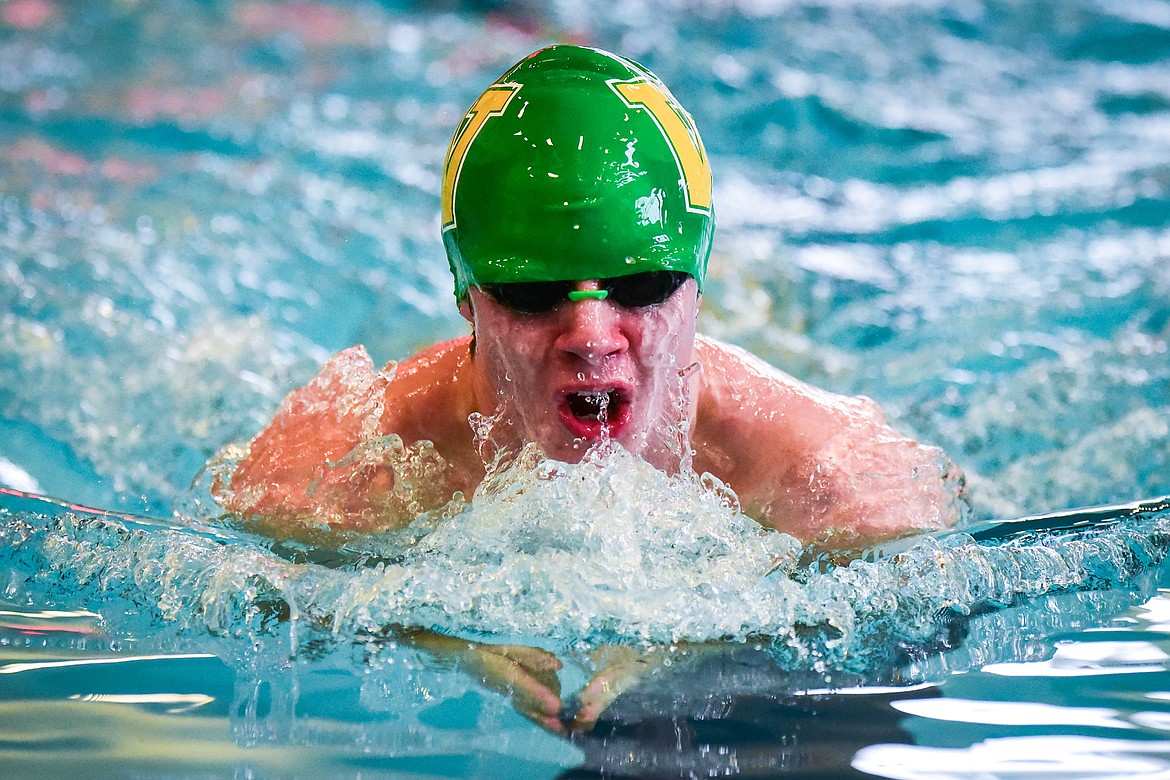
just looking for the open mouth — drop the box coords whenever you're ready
[559,388,630,439]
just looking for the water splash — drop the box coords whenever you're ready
[3,453,1169,676]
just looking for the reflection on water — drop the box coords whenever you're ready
[4,0,1170,777]
[856,736,1170,780]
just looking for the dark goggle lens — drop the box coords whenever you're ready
[482,271,690,315]
[606,271,690,308]
[480,281,573,314]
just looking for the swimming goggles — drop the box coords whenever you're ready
[480,271,691,315]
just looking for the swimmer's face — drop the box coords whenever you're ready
[461,275,701,470]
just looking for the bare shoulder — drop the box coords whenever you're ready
[382,336,474,417]
[691,334,966,550]
[392,335,473,380]
[380,335,476,444]
[693,334,886,434]
[220,337,478,533]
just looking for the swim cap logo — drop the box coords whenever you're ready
[442,82,521,230]
[442,75,712,233]
[609,78,712,214]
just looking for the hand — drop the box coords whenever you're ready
[461,643,566,733]
[409,631,716,735]
[458,641,651,734]
[408,630,565,732]
[567,644,657,731]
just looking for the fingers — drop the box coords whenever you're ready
[565,644,718,732]
[487,644,564,673]
[465,644,566,733]
[568,650,654,732]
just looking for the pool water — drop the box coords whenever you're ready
[3,0,1170,777]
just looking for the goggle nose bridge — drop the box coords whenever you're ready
[567,289,610,302]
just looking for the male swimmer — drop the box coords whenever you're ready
[222,44,964,551]
[218,43,966,733]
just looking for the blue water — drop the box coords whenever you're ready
[3,0,1170,777]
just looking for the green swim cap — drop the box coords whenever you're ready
[441,45,714,299]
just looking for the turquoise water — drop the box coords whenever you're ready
[3,0,1170,777]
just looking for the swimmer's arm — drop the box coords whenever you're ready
[694,337,966,551]
[765,421,967,552]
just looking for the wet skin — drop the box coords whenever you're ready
[459,279,701,471]
[223,278,702,530]
[225,275,962,547]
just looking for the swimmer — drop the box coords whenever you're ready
[220,44,965,552]
[217,43,966,733]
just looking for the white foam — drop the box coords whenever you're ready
[0,456,41,493]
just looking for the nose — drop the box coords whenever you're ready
[554,285,629,364]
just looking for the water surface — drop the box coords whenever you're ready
[3,0,1170,777]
